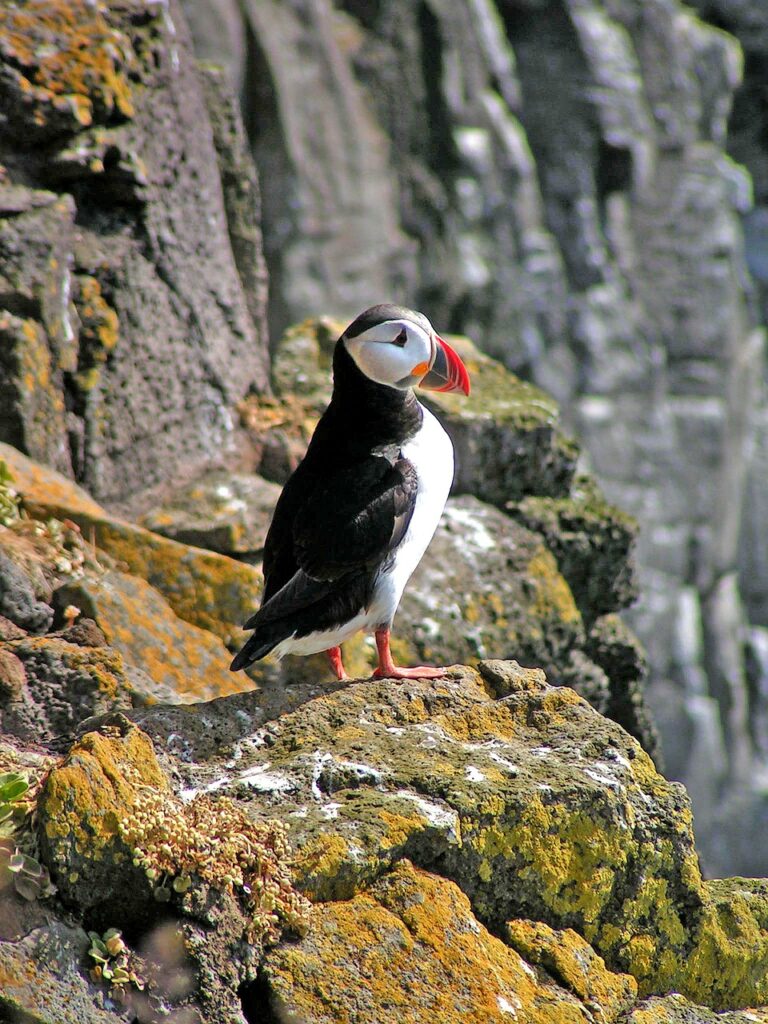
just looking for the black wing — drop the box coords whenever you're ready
[243,453,417,629]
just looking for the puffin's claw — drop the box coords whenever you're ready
[372,628,446,680]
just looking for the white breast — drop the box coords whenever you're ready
[270,402,454,659]
[368,402,454,628]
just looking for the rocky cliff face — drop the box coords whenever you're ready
[0,0,269,504]
[176,0,768,877]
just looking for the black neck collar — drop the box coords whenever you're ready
[326,340,423,447]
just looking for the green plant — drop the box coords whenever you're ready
[0,772,30,839]
[0,771,55,901]
[118,789,310,944]
[88,928,145,993]
[2,849,55,901]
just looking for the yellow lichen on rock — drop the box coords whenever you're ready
[37,721,309,945]
[527,548,582,626]
[681,879,768,1009]
[264,861,593,1024]
[0,443,263,644]
[37,724,169,905]
[0,0,135,130]
[0,441,110,521]
[506,919,638,1023]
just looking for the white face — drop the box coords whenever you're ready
[343,318,434,389]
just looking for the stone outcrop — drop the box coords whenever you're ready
[0,0,269,504]
[2,659,765,1022]
[3,1,768,1018]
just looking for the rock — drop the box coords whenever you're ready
[627,995,768,1023]
[138,471,282,556]
[2,636,143,747]
[0,0,269,503]
[37,721,172,917]
[0,920,132,1024]
[0,440,107,522]
[199,64,270,351]
[87,519,262,647]
[0,443,263,644]
[397,494,583,674]
[259,859,615,1023]
[0,647,25,703]
[223,0,566,363]
[0,613,26,641]
[0,303,71,477]
[507,475,639,625]
[422,334,579,505]
[59,617,107,648]
[36,717,310,1023]
[54,570,245,704]
[586,614,661,761]
[184,0,768,877]
[266,319,580,504]
[0,547,53,634]
[230,0,409,338]
[505,919,637,1021]
[132,660,768,1008]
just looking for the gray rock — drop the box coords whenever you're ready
[1,636,136,747]
[0,0,270,504]
[138,471,281,555]
[202,0,768,876]
[0,550,53,634]
[0,921,132,1024]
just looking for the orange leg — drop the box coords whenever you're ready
[372,628,446,680]
[326,646,348,681]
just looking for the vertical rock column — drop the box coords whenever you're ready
[0,0,270,504]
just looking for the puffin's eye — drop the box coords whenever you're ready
[392,328,408,348]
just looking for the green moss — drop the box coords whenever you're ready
[424,334,560,430]
[509,475,639,622]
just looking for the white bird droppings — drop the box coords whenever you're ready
[497,994,520,1015]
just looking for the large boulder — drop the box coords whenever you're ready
[120,661,768,1012]
[0,443,263,647]
[35,716,309,1024]
[261,859,636,1024]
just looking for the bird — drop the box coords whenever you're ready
[230,303,471,681]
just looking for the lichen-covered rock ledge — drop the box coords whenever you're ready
[9,660,763,1024]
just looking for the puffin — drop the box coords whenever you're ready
[230,304,471,680]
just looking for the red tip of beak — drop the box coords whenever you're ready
[419,336,471,396]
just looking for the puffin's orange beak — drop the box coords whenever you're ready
[418,336,471,396]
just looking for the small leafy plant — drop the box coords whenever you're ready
[88,928,145,994]
[4,850,55,901]
[0,772,55,901]
[0,772,30,838]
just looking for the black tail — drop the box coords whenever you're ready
[229,631,282,672]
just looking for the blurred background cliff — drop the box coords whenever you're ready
[183,0,768,876]
[2,0,768,877]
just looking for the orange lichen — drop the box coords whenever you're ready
[0,0,135,128]
[264,862,592,1023]
[73,275,120,392]
[60,569,244,701]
